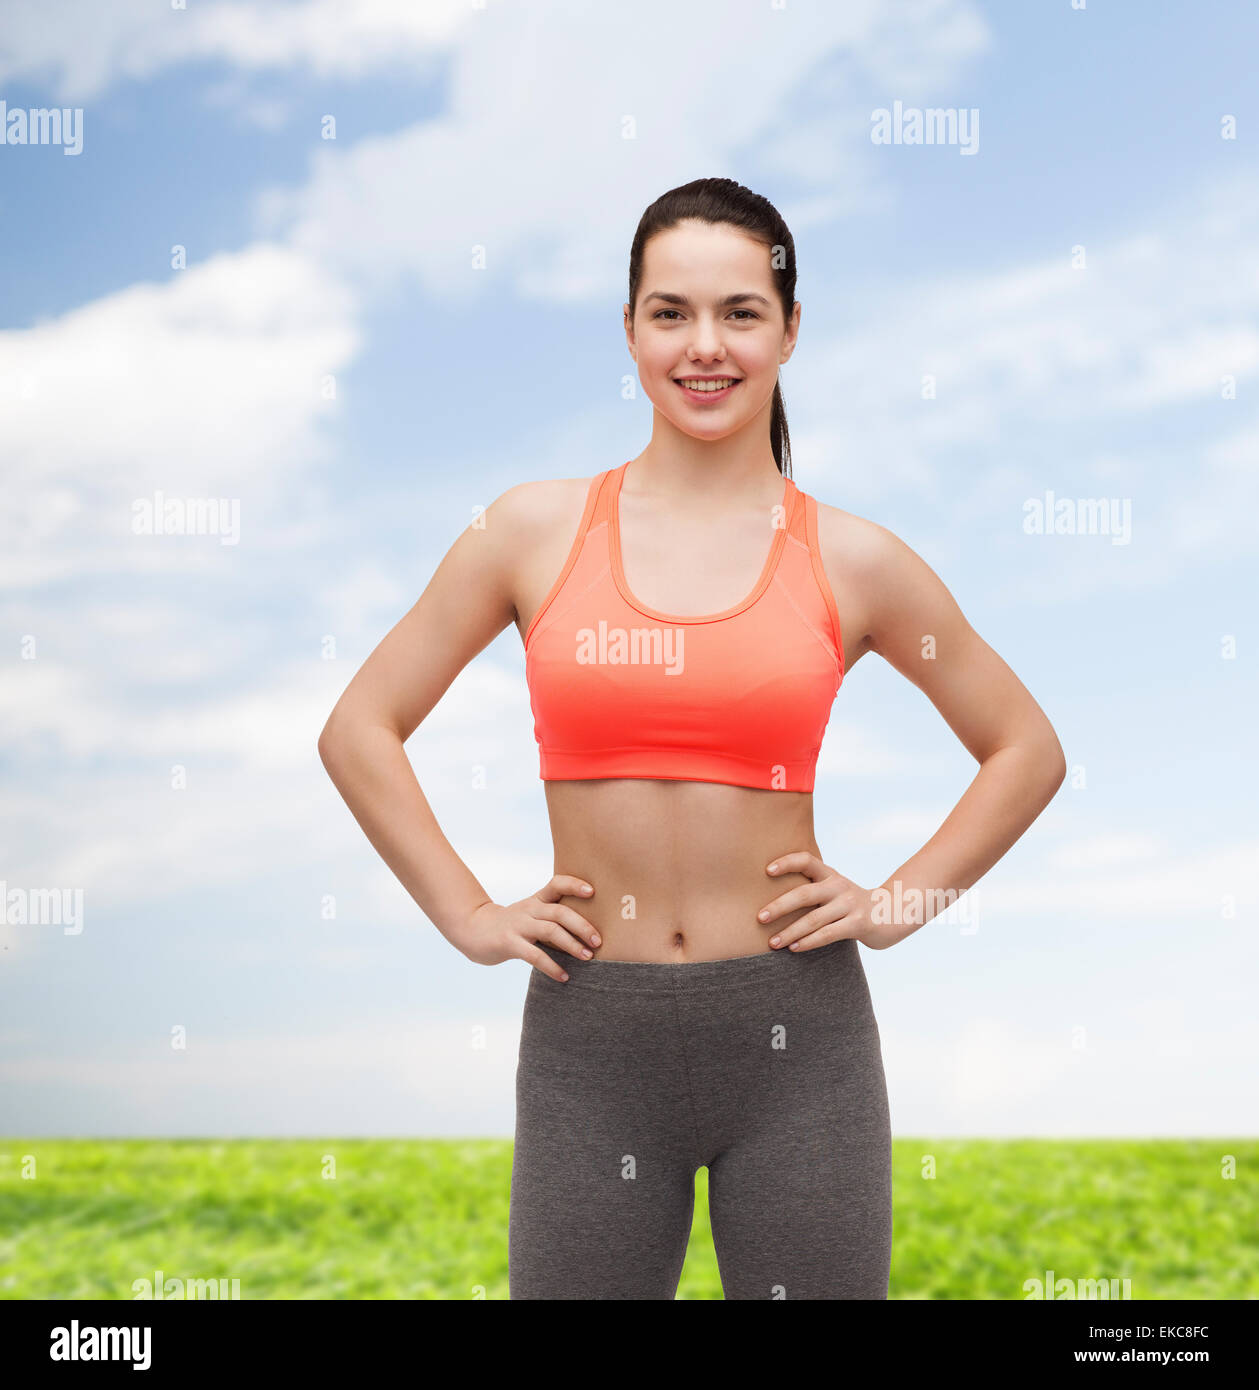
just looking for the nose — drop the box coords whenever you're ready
[685,315,727,363]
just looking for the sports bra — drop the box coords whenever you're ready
[523,461,845,793]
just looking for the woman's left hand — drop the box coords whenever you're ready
[757,852,902,952]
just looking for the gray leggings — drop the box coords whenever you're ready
[509,935,892,1299]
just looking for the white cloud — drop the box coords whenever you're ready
[0,243,361,587]
[0,0,469,101]
[794,173,1259,517]
[815,717,932,778]
[1046,833,1161,870]
[0,650,542,920]
[976,837,1258,924]
[855,807,951,844]
[256,0,990,299]
[880,1006,1259,1136]
[0,1010,529,1135]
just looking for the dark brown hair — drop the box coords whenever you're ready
[627,177,796,477]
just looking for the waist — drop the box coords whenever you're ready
[544,778,823,961]
[533,932,857,991]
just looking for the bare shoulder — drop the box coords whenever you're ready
[813,495,955,595]
[811,494,965,667]
[475,474,596,567]
[481,475,600,639]
[812,496,904,573]
[484,474,595,536]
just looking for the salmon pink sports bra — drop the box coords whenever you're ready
[523,461,845,793]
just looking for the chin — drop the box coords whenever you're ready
[668,416,742,441]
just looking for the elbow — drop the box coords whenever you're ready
[1040,731,1067,799]
[1049,751,1067,797]
[317,709,345,772]
[994,726,1065,801]
[318,707,400,774]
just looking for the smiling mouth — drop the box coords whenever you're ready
[673,376,742,392]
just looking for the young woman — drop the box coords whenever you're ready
[318,178,1066,1300]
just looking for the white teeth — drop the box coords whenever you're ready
[677,378,737,391]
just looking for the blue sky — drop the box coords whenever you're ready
[1,0,1256,1138]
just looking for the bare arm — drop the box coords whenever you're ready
[317,483,599,979]
[857,523,1066,939]
[760,513,1066,949]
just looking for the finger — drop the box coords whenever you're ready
[537,874,594,903]
[781,919,854,952]
[756,880,829,926]
[765,851,826,882]
[521,941,571,983]
[530,917,595,962]
[534,902,601,950]
[770,905,854,950]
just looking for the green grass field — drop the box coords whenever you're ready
[1,1139,1253,1299]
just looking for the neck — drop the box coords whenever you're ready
[633,428,782,503]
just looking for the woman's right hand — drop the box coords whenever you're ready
[453,875,600,982]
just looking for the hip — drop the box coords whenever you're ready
[525,933,882,1061]
[518,934,887,1131]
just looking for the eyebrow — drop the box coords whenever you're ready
[642,291,772,308]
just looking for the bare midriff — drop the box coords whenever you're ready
[544,778,823,962]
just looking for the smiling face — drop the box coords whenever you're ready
[625,219,800,445]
